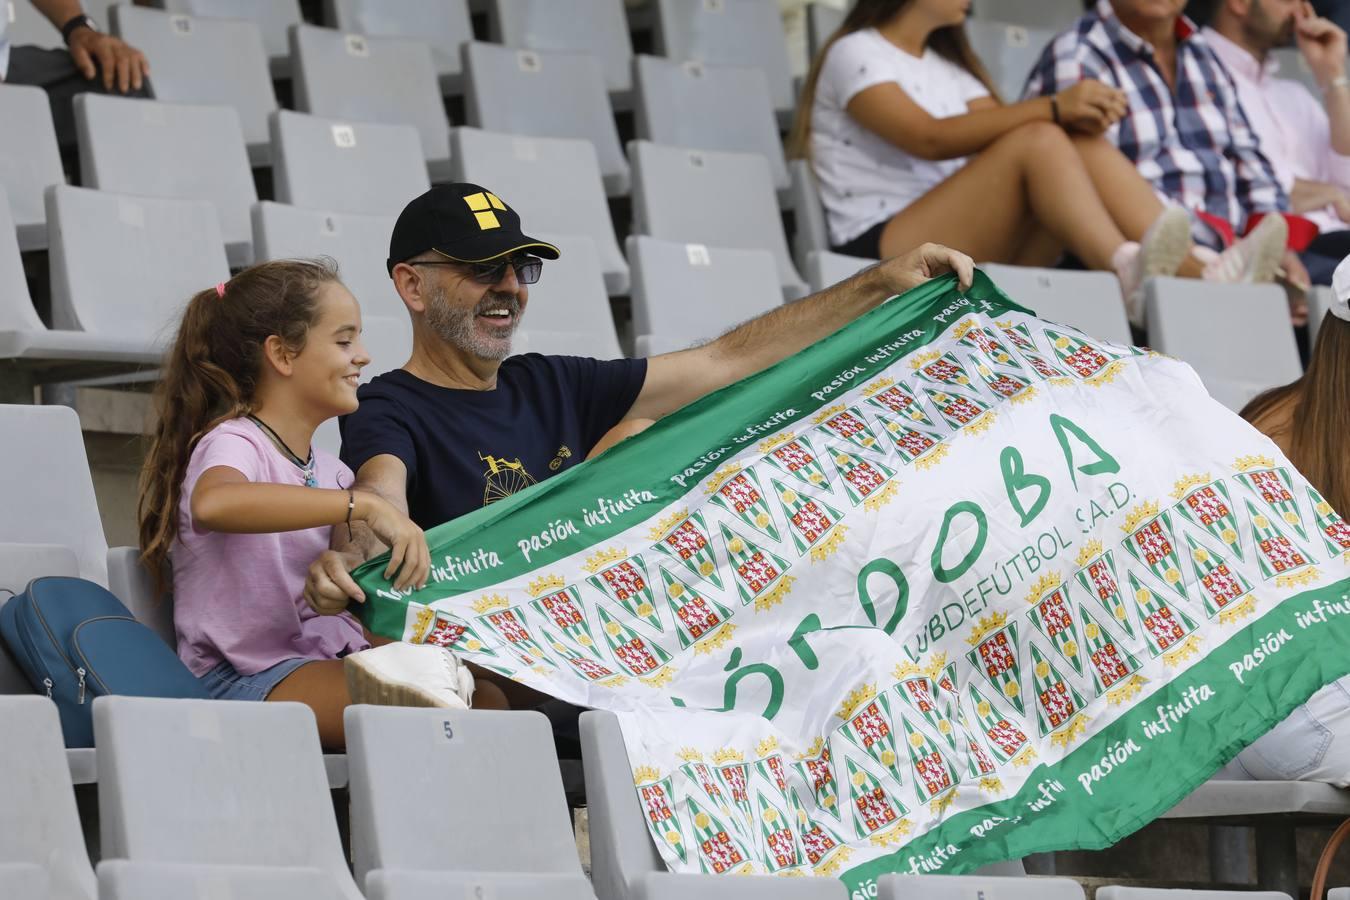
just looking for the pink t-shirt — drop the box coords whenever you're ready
[171,418,369,677]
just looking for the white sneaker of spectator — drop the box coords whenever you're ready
[1198,213,1288,286]
[1113,205,1193,327]
[344,642,475,709]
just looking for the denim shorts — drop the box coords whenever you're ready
[198,656,313,702]
[1223,675,1350,787]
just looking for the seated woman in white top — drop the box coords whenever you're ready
[791,0,1289,324]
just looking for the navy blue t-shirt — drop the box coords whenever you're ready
[339,354,648,530]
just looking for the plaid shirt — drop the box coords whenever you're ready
[1024,0,1287,234]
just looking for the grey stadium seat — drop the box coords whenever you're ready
[93,696,363,900]
[806,2,847,61]
[966,20,1055,101]
[1309,285,1335,348]
[463,41,629,196]
[0,85,65,251]
[150,0,303,77]
[345,706,589,891]
[0,696,96,900]
[251,202,401,320]
[634,56,788,193]
[315,314,411,457]
[323,0,473,93]
[630,141,807,299]
[271,111,431,217]
[652,0,796,125]
[98,861,345,900]
[1097,889,1291,900]
[1144,277,1301,413]
[805,249,872,292]
[291,24,451,182]
[0,863,50,900]
[74,95,257,267]
[880,873,1053,900]
[518,233,623,358]
[978,0,1084,31]
[628,235,782,353]
[47,186,229,347]
[486,0,635,101]
[452,127,629,294]
[981,264,1131,346]
[1332,889,1350,900]
[790,158,831,270]
[110,5,277,167]
[580,710,847,900]
[367,869,595,900]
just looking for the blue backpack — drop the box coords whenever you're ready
[0,576,208,747]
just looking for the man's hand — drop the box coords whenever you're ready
[304,549,366,615]
[67,27,149,93]
[1297,2,1348,88]
[876,243,975,296]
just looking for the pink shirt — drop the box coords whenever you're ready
[171,418,369,677]
[1205,27,1350,234]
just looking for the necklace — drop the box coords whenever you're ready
[248,414,318,487]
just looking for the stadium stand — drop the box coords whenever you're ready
[879,874,1083,900]
[270,110,431,217]
[981,264,1132,345]
[805,249,873,292]
[516,233,624,358]
[1310,285,1336,346]
[291,24,452,183]
[322,0,473,94]
[451,127,630,295]
[109,5,278,167]
[0,84,65,252]
[93,696,363,898]
[98,860,341,900]
[630,141,808,300]
[1144,278,1302,413]
[966,19,1056,101]
[790,158,835,271]
[73,95,258,268]
[627,235,783,355]
[150,0,303,77]
[485,0,636,104]
[462,41,629,196]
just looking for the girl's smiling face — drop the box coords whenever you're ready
[288,281,369,418]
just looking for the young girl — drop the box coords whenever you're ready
[790,0,1290,324]
[137,259,497,751]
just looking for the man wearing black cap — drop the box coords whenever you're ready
[305,183,972,708]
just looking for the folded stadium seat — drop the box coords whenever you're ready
[451,127,630,295]
[323,0,473,95]
[1308,285,1335,347]
[270,111,431,217]
[110,6,278,167]
[344,707,593,894]
[1144,277,1301,413]
[789,158,834,273]
[314,314,412,458]
[366,869,595,900]
[805,249,873,292]
[980,263,1132,345]
[652,0,796,127]
[1098,888,1291,900]
[149,0,303,78]
[975,0,1084,31]
[629,141,808,300]
[485,0,635,106]
[73,95,258,268]
[291,24,452,183]
[880,874,1070,900]
[806,2,847,61]
[515,233,624,358]
[965,20,1056,101]
[627,234,782,355]
[98,861,345,900]
[93,696,363,899]
[0,697,97,900]
[579,710,848,900]
[0,85,65,251]
[634,55,789,196]
[462,41,629,197]
[251,202,402,320]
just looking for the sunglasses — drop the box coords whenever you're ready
[412,255,543,285]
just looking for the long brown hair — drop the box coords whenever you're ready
[788,0,1002,159]
[138,259,340,585]
[1241,313,1350,515]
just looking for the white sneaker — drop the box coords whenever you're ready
[1204,214,1287,284]
[344,642,475,709]
[1114,204,1193,327]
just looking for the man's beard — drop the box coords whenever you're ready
[424,286,521,361]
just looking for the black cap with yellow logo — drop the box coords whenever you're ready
[386,183,561,275]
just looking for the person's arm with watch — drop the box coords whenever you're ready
[31,0,148,93]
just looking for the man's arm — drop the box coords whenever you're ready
[1291,177,1350,217]
[624,244,973,422]
[30,0,148,92]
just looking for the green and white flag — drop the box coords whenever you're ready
[355,271,1350,895]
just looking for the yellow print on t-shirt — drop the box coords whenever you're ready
[479,452,537,506]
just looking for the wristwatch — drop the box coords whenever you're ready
[60,14,98,46]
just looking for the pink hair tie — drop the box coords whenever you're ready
[215,282,227,299]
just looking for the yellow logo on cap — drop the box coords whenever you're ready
[464,191,507,230]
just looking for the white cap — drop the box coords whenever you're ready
[1330,255,1350,322]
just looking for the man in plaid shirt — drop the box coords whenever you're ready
[1024,0,1311,299]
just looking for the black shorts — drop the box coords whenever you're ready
[831,219,886,260]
